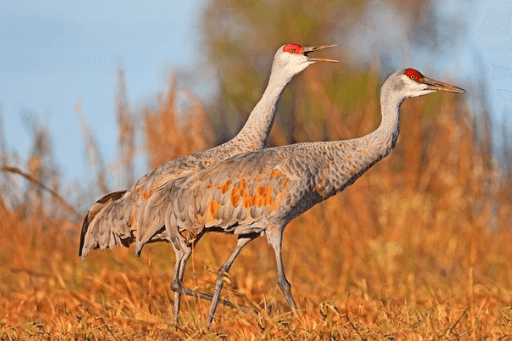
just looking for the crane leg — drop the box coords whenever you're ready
[170,233,247,324]
[170,248,188,325]
[207,233,258,325]
[267,228,299,315]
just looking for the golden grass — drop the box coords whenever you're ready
[144,74,214,169]
[1,66,511,340]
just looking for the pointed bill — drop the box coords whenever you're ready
[422,76,466,94]
[303,45,338,63]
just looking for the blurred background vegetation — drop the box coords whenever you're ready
[1,0,511,339]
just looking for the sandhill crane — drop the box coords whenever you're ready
[79,44,337,259]
[136,68,465,324]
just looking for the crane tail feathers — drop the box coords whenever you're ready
[79,190,131,259]
[134,211,167,257]
[78,212,90,257]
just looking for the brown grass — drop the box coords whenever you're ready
[1,65,511,340]
[144,74,214,169]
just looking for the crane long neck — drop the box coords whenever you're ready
[232,69,292,149]
[312,81,405,196]
[364,83,404,156]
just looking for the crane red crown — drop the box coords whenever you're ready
[283,44,303,54]
[404,68,423,82]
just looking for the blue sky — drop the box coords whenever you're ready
[0,0,208,186]
[0,0,510,192]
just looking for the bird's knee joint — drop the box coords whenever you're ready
[216,267,229,280]
[278,278,291,292]
[170,280,182,292]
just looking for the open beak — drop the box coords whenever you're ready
[422,76,466,94]
[303,45,338,63]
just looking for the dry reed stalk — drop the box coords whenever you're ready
[74,101,109,194]
[116,64,136,187]
[0,166,80,219]
[143,74,213,169]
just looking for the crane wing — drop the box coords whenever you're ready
[79,156,207,258]
[136,149,299,254]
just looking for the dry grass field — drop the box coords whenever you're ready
[1,66,512,340]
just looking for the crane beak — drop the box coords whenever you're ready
[422,76,466,94]
[304,45,338,63]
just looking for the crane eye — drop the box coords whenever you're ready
[410,74,416,80]
[290,49,296,53]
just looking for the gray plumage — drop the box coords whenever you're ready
[135,68,465,325]
[79,44,337,259]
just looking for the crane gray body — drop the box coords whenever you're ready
[79,44,337,259]
[137,138,394,246]
[135,69,465,324]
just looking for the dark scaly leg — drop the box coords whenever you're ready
[267,227,298,314]
[169,245,190,325]
[207,233,258,325]
[170,233,247,324]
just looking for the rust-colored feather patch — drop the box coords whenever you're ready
[270,169,283,176]
[141,186,158,200]
[230,186,242,207]
[216,180,233,194]
[205,199,222,225]
[240,183,286,211]
[209,199,221,216]
[282,178,290,189]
